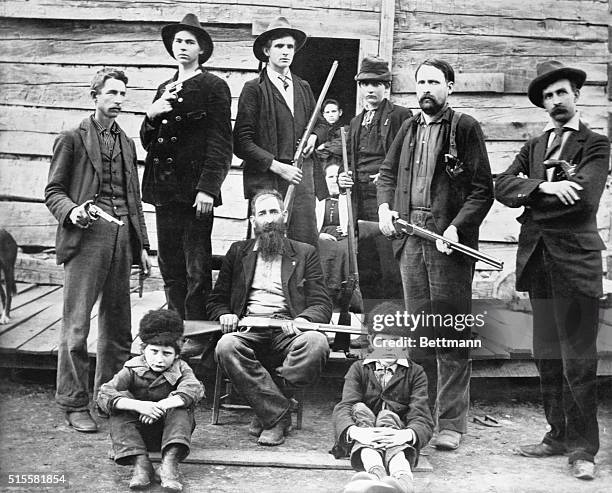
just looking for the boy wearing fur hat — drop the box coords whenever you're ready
[332,302,433,493]
[97,309,204,491]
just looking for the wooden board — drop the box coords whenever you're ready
[150,448,433,472]
[0,1,381,40]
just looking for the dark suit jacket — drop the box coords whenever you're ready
[45,117,149,265]
[233,71,328,200]
[140,69,232,207]
[331,360,434,457]
[207,238,332,323]
[348,99,413,174]
[495,121,609,297]
[377,108,494,258]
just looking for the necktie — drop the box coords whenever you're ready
[545,127,567,181]
[362,109,375,127]
[376,365,394,388]
[278,75,289,91]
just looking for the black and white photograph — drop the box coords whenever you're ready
[0,1,610,491]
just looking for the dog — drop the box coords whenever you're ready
[0,229,18,324]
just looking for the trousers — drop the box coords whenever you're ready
[56,218,132,411]
[215,328,329,428]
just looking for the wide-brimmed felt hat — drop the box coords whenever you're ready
[527,60,586,108]
[354,56,392,82]
[253,16,307,62]
[161,13,213,64]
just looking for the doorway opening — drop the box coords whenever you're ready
[292,37,360,122]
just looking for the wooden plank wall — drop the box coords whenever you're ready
[391,0,612,272]
[0,1,382,254]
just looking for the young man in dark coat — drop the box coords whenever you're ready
[495,61,609,481]
[233,16,328,248]
[140,14,232,325]
[45,68,151,433]
[209,190,331,447]
[377,59,494,451]
[339,56,413,302]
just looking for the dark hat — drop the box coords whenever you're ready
[527,60,586,108]
[139,309,184,350]
[161,13,213,65]
[354,56,392,82]
[253,16,307,62]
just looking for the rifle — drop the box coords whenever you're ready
[183,316,363,338]
[356,219,503,270]
[333,128,361,351]
[284,61,339,225]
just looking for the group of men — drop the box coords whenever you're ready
[45,12,607,482]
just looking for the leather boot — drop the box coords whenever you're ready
[129,454,153,490]
[257,412,292,446]
[156,445,186,492]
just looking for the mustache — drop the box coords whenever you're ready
[551,106,567,114]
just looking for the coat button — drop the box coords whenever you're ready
[177,97,184,103]
[153,158,159,164]
[162,119,168,124]
[170,136,177,143]
[166,158,174,164]
[157,137,164,143]
[175,116,182,122]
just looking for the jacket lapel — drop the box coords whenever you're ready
[118,126,133,176]
[281,239,297,287]
[80,118,103,179]
[241,242,258,290]
[559,123,587,164]
[379,100,392,151]
[531,132,549,180]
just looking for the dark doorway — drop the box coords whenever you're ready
[292,37,360,122]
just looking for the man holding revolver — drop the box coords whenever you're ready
[209,190,331,446]
[495,61,609,480]
[45,68,151,432]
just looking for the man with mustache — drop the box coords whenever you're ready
[208,190,331,446]
[234,16,328,248]
[45,68,151,432]
[377,59,493,451]
[338,56,412,306]
[496,61,609,480]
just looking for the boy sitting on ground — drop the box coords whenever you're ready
[332,302,433,493]
[97,309,204,491]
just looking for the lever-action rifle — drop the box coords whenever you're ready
[284,61,339,225]
[182,316,363,338]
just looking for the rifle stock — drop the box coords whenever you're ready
[284,61,339,224]
[183,317,363,338]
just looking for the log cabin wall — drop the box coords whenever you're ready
[0,1,610,295]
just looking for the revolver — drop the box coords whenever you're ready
[543,159,576,180]
[84,201,124,226]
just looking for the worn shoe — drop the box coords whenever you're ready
[155,445,185,492]
[65,410,98,433]
[382,474,415,493]
[129,455,154,489]
[571,459,595,480]
[343,478,398,493]
[248,415,264,437]
[431,429,461,450]
[517,442,565,458]
[257,412,292,446]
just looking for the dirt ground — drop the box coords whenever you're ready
[0,369,610,493]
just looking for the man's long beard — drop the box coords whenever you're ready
[255,222,286,261]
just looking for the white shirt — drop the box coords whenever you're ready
[267,65,294,115]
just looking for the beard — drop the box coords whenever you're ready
[255,221,286,261]
[418,95,445,116]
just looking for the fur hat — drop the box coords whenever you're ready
[527,60,586,108]
[139,309,184,350]
[253,16,307,62]
[161,13,214,65]
[355,56,392,82]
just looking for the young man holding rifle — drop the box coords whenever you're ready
[233,16,329,247]
[376,59,493,451]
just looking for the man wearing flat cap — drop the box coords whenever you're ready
[338,56,412,306]
[496,61,609,480]
[140,14,232,354]
[233,16,328,248]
